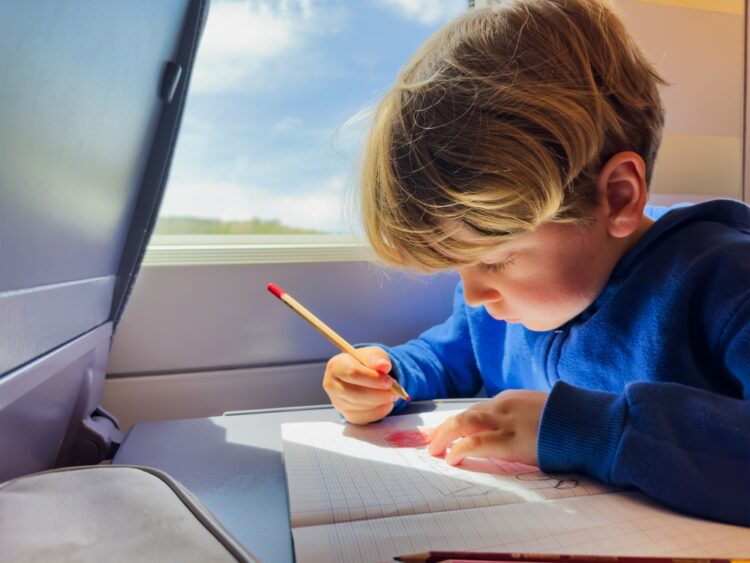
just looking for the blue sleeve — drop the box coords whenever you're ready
[378,282,485,411]
[538,296,750,526]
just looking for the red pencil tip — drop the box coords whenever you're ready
[267,283,285,299]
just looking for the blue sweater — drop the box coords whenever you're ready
[382,200,750,526]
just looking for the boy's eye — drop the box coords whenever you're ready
[479,256,515,273]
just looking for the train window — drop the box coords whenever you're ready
[155,0,467,239]
[146,0,746,268]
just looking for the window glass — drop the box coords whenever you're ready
[157,0,467,235]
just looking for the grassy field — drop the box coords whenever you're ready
[155,216,322,235]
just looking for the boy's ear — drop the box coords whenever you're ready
[597,151,648,238]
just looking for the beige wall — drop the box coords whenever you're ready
[617,0,745,203]
[474,0,747,203]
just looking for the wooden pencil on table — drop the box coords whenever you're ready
[393,552,749,563]
[266,282,411,402]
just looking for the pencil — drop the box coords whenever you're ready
[393,552,749,563]
[266,282,411,401]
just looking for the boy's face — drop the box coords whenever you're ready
[456,216,625,332]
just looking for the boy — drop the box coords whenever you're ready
[323,0,750,526]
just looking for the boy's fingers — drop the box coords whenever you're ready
[338,370,394,390]
[333,396,378,413]
[444,432,514,466]
[330,353,393,389]
[342,402,394,425]
[426,411,494,456]
[334,382,396,408]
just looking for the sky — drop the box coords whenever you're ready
[159,0,468,233]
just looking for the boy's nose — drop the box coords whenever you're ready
[459,270,502,307]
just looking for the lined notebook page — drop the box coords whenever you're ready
[292,491,750,563]
[282,409,750,563]
[283,409,616,527]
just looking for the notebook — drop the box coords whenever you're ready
[282,409,750,563]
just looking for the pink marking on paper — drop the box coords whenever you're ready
[386,429,430,448]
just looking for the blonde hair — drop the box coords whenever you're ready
[360,0,666,271]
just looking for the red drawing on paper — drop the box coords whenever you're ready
[386,429,430,448]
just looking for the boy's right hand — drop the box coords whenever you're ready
[323,346,397,425]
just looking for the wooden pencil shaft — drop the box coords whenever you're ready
[280,292,410,401]
[394,552,747,563]
[282,294,367,362]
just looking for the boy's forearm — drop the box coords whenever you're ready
[537,381,625,483]
[538,380,750,526]
[376,336,483,413]
[370,282,488,411]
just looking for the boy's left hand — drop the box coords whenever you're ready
[426,390,549,467]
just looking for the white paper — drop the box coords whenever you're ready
[282,409,750,563]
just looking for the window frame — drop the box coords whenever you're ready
[144,234,373,266]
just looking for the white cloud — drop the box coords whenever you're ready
[190,0,323,93]
[272,116,304,133]
[160,174,353,232]
[376,0,466,26]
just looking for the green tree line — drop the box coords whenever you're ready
[155,216,321,235]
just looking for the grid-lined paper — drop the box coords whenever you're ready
[283,409,615,527]
[292,491,750,562]
[282,409,750,562]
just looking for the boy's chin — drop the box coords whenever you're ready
[486,309,569,332]
[514,317,567,332]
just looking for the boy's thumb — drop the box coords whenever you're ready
[364,348,391,373]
